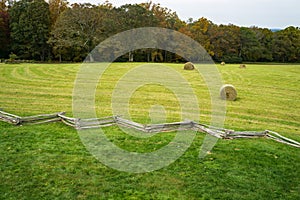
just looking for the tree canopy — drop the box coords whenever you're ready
[9,0,50,60]
[1,0,299,63]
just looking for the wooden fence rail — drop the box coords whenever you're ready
[0,109,299,148]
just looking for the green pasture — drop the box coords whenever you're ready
[0,63,299,199]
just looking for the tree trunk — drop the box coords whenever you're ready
[129,51,134,62]
[147,50,150,62]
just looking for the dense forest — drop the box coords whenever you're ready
[0,0,299,63]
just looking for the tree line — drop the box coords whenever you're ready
[0,0,299,63]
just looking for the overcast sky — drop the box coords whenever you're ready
[69,0,300,29]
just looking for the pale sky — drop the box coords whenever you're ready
[68,0,300,29]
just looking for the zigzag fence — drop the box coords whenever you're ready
[1,109,300,148]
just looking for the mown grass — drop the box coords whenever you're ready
[0,63,299,199]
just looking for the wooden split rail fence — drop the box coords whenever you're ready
[1,109,299,148]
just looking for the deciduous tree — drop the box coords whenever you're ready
[210,24,241,62]
[240,27,262,62]
[272,26,300,62]
[9,0,51,61]
[49,0,68,27]
[0,0,10,58]
[48,3,110,61]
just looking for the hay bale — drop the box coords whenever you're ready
[184,62,195,70]
[220,84,237,101]
[221,61,225,66]
[239,64,246,68]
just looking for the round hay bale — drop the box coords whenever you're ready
[220,84,237,101]
[221,61,225,66]
[184,62,195,70]
[239,64,246,68]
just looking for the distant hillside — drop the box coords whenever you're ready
[270,28,282,32]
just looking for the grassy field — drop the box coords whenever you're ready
[0,63,299,199]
